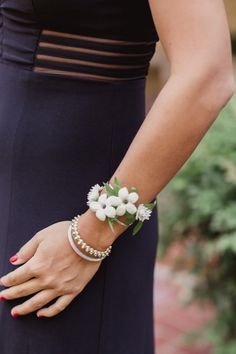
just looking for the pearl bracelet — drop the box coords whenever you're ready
[69,214,112,261]
[67,225,104,262]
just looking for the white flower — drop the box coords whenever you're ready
[125,203,137,215]
[116,204,127,216]
[128,192,139,204]
[104,205,116,218]
[89,193,116,221]
[87,183,104,204]
[135,204,152,222]
[106,196,122,207]
[89,193,107,211]
[95,209,106,221]
[115,187,139,216]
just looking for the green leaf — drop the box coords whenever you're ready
[132,221,143,236]
[104,182,116,196]
[144,201,157,210]
[215,232,236,253]
[131,186,138,193]
[112,184,120,195]
[114,176,121,188]
[124,212,136,221]
[108,218,115,233]
[113,218,130,227]
[107,177,120,195]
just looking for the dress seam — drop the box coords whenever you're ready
[31,27,42,70]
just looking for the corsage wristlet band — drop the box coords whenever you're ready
[87,177,156,236]
[67,177,156,262]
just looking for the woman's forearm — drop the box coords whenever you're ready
[74,0,236,251]
[110,71,234,202]
[78,69,235,248]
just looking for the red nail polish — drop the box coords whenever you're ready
[11,311,19,318]
[0,295,6,300]
[9,255,18,263]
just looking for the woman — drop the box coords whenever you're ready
[0,0,234,353]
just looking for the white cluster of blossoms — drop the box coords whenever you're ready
[86,177,156,236]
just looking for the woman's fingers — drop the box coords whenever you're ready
[9,232,41,266]
[0,258,36,287]
[0,278,43,300]
[11,289,56,316]
[36,294,75,318]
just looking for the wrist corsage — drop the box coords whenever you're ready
[87,177,156,236]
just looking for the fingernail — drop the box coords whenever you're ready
[9,255,18,263]
[0,295,6,300]
[11,311,19,318]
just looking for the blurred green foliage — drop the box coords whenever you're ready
[158,92,236,353]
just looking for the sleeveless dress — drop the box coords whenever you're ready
[0,1,160,353]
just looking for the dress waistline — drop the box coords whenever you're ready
[32,29,156,83]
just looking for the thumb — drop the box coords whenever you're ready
[9,233,41,265]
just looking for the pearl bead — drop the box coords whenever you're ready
[70,214,112,261]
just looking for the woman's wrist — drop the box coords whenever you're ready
[74,176,156,252]
[76,209,127,251]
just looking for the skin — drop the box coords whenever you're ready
[0,0,235,318]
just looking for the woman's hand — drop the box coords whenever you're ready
[0,220,102,318]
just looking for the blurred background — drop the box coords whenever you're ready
[146,1,236,353]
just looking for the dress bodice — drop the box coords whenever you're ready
[32,0,159,41]
[0,0,159,82]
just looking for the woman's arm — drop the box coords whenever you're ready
[78,0,235,248]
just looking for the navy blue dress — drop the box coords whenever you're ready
[0,1,159,353]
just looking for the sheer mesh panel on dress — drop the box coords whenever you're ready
[33,30,156,82]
